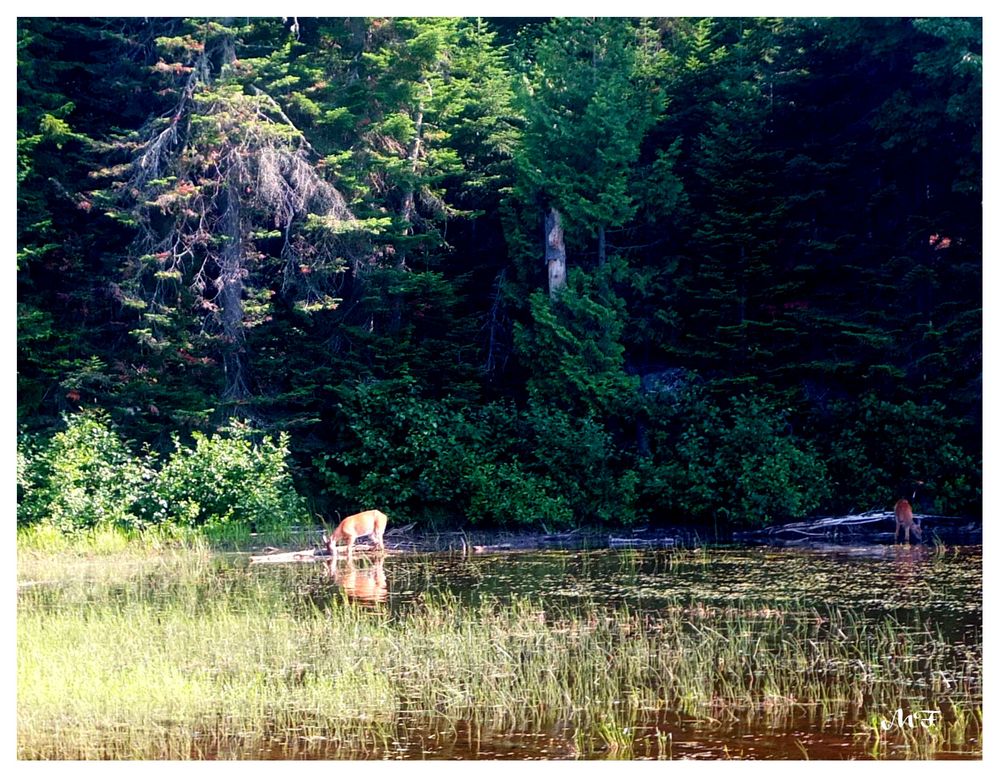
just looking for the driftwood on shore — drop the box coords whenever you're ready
[608,536,677,548]
[733,510,977,542]
[249,547,322,564]
[246,511,979,563]
[248,521,419,564]
[249,544,398,564]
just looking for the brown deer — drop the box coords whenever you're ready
[322,509,388,560]
[894,481,924,544]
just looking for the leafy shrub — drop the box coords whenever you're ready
[465,459,573,528]
[137,422,303,531]
[821,394,981,515]
[19,414,305,534]
[317,379,579,528]
[514,268,638,419]
[16,410,147,531]
[521,403,637,525]
[316,378,469,524]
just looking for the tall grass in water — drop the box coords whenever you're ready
[18,551,982,759]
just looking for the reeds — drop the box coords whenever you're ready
[17,548,981,759]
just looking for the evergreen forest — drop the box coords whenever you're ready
[16,17,983,536]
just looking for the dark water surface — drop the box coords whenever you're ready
[253,543,981,760]
[279,544,981,638]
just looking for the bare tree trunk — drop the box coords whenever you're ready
[483,269,508,378]
[401,106,424,229]
[597,223,606,268]
[545,207,567,299]
[392,100,425,332]
[219,185,250,401]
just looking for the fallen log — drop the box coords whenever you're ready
[733,510,978,542]
[249,548,322,564]
[608,536,677,548]
[472,543,513,553]
[249,543,389,564]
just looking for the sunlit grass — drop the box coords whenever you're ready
[17,546,982,759]
[17,522,214,560]
[17,521,313,556]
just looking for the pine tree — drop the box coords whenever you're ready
[17,18,151,426]
[99,19,355,414]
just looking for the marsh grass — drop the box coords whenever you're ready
[17,521,319,557]
[17,522,209,556]
[17,548,982,760]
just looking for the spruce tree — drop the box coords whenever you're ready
[99,19,355,416]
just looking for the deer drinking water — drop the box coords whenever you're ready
[322,509,388,560]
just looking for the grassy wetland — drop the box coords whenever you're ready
[17,538,981,760]
[16,13,982,763]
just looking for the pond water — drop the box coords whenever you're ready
[260,543,982,638]
[269,544,982,760]
[18,543,982,760]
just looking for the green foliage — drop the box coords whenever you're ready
[464,459,572,528]
[316,379,571,528]
[18,414,304,533]
[516,17,666,240]
[639,390,831,528]
[317,379,468,523]
[521,404,637,526]
[821,394,980,515]
[515,266,638,418]
[137,424,304,531]
[17,411,147,531]
[16,17,982,534]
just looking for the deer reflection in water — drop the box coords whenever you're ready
[888,542,928,598]
[324,557,388,604]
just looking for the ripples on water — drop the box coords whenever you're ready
[305,544,980,637]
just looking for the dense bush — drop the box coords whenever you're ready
[134,423,304,530]
[17,413,304,533]
[18,392,980,538]
[520,403,637,526]
[637,390,831,528]
[17,410,147,531]
[821,394,981,515]
[318,375,980,531]
[315,379,575,528]
[316,378,468,525]
[514,267,638,419]
[464,459,573,528]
